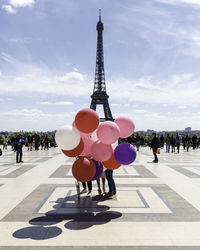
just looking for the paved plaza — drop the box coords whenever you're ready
[0,146,200,249]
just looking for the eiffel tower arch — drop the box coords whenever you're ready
[90,10,113,122]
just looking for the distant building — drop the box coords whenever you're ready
[147,129,154,135]
[185,127,192,132]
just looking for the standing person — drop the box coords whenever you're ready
[165,134,171,153]
[34,133,40,150]
[80,181,92,197]
[105,169,116,196]
[97,170,106,195]
[27,134,33,151]
[176,132,181,154]
[170,134,176,153]
[135,133,140,151]
[150,132,160,163]
[16,135,24,164]
[3,136,8,150]
[160,135,165,148]
[44,135,49,150]
[192,134,197,150]
[182,135,186,150]
[185,134,191,152]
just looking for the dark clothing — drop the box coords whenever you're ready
[105,169,116,192]
[151,137,160,148]
[15,137,23,163]
[151,136,160,162]
[82,181,92,191]
[16,148,22,163]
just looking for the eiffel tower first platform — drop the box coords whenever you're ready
[90,10,114,122]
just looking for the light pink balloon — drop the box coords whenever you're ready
[91,140,113,161]
[114,117,135,138]
[97,121,120,144]
[80,136,94,157]
[72,121,92,138]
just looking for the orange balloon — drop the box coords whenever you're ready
[62,138,84,157]
[102,153,121,170]
[75,108,99,133]
[72,157,96,182]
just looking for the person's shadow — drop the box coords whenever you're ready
[13,193,122,240]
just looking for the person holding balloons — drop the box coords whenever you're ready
[55,108,137,199]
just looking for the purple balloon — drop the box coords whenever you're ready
[114,143,136,165]
[91,159,103,180]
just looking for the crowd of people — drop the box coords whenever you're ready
[0,131,200,197]
[0,133,56,163]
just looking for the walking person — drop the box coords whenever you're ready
[135,133,140,151]
[170,134,176,153]
[176,132,181,154]
[150,132,160,163]
[165,134,171,153]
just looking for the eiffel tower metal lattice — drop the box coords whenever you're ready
[90,10,113,121]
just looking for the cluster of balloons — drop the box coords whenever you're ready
[55,108,136,182]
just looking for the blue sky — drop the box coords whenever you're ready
[1,0,200,131]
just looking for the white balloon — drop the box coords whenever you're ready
[55,125,80,150]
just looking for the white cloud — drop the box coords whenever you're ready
[37,101,74,106]
[37,101,51,105]
[0,109,77,131]
[2,5,16,14]
[155,0,200,7]
[9,0,35,8]
[110,103,121,107]
[0,55,91,97]
[176,105,187,109]
[55,101,74,106]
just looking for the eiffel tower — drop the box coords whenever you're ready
[90,10,113,122]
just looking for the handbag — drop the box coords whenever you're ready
[156,148,160,154]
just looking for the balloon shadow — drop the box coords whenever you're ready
[13,193,122,240]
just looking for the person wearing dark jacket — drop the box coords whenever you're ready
[150,133,160,163]
[15,135,24,164]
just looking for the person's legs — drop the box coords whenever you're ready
[153,153,158,162]
[19,148,23,162]
[96,178,102,194]
[106,169,116,195]
[80,182,87,194]
[177,143,180,153]
[16,150,19,163]
[101,172,106,194]
[87,181,92,192]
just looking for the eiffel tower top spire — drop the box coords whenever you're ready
[90,11,113,121]
[99,9,101,22]
[93,9,106,93]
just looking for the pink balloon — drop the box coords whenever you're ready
[80,136,94,157]
[91,140,113,161]
[72,121,92,138]
[97,121,120,144]
[114,117,135,138]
